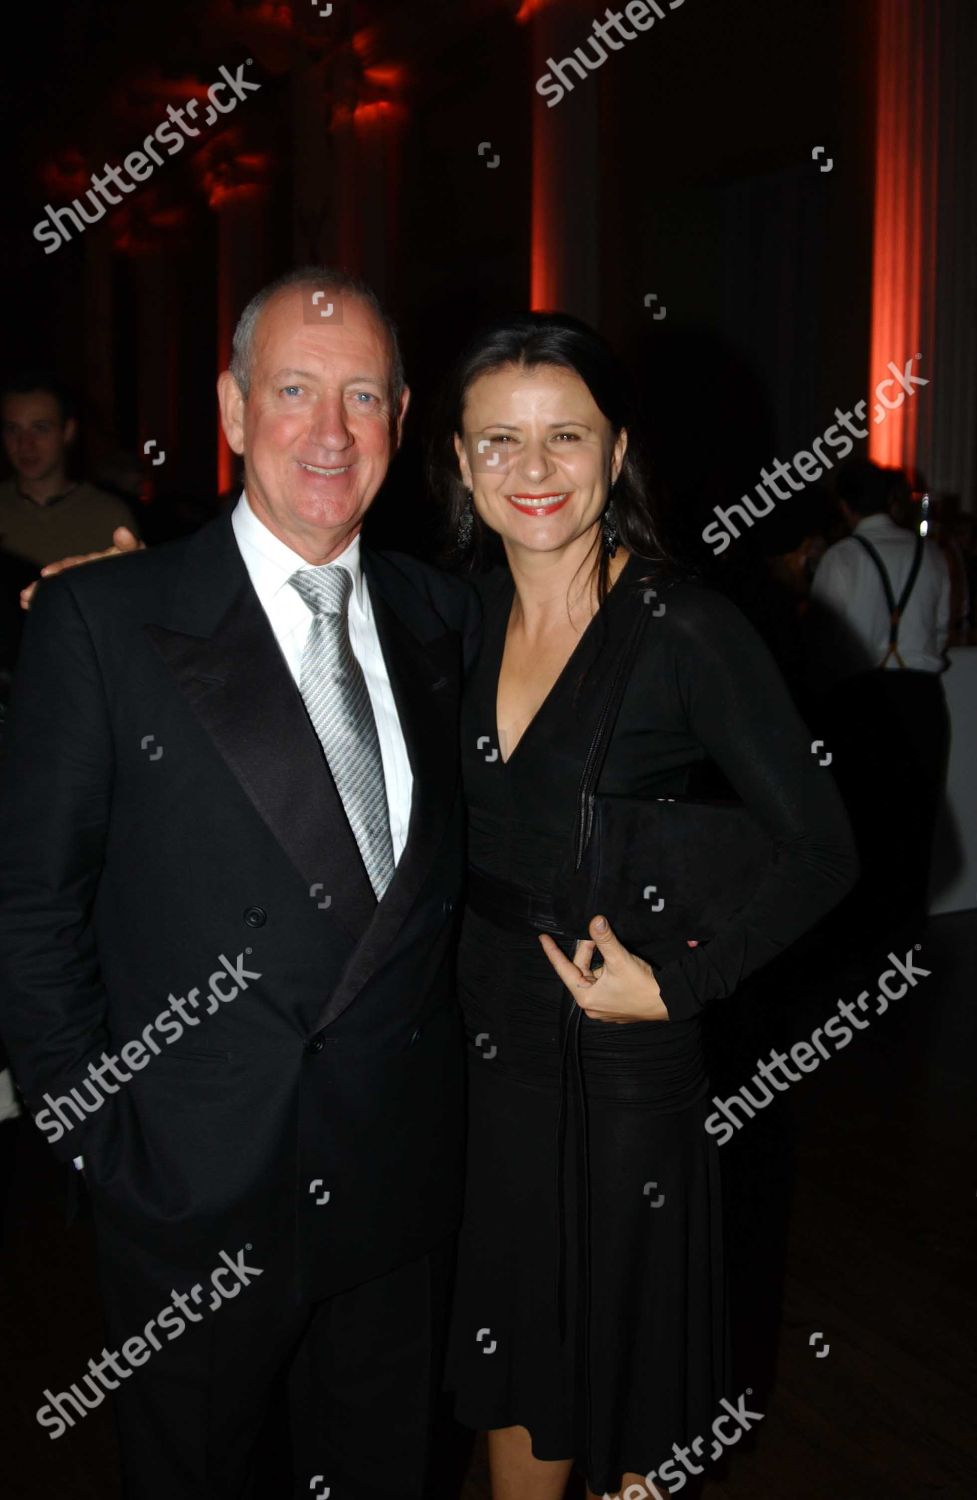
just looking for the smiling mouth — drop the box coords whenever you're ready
[506,493,570,516]
[298,461,352,477]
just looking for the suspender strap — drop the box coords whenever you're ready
[852,532,924,668]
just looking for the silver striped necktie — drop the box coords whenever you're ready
[289,565,395,899]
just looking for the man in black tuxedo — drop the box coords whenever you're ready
[0,268,479,1498]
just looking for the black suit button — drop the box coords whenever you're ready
[306,1036,325,1055]
[244,907,267,928]
[409,1026,422,1045]
[442,899,455,914]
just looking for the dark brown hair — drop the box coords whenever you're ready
[426,311,670,607]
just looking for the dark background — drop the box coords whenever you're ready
[0,0,879,563]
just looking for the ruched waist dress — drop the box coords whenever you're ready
[443,555,857,1493]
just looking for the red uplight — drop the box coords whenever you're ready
[868,0,937,475]
[363,64,406,90]
[515,0,558,22]
[351,100,405,128]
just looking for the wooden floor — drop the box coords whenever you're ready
[2,912,975,1499]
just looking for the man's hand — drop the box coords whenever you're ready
[539,914,674,1023]
[20,526,144,610]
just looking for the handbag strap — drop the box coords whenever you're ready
[572,589,653,868]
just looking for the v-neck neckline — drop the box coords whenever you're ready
[491,553,640,769]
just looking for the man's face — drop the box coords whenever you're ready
[1,391,73,486]
[218,288,410,563]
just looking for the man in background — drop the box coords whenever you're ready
[807,458,951,939]
[0,373,138,570]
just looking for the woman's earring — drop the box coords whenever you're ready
[601,499,619,558]
[457,490,474,550]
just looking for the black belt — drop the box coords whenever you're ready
[466,865,570,936]
[465,865,594,1462]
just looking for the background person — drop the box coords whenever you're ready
[0,373,139,569]
[806,458,951,940]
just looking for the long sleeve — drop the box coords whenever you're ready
[0,575,116,1163]
[651,585,859,1021]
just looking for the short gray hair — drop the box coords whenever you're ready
[228,265,406,405]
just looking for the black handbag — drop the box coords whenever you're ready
[553,591,775,960]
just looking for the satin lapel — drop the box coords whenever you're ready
[143,514,377,945]
[311,551,461,1031]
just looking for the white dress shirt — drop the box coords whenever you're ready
[0,1067,22,1123]
[231,492,413,864]
[809,512,951,686]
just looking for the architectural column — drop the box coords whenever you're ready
[82,227,117,469]
[521,0,600,321]
[198,140,273,495]
[330,56,406,301]
[291,51,334,263]
[869,0,977,508]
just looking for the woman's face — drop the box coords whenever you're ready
[453,362,627,559]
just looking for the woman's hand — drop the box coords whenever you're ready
[538,914,672,1023]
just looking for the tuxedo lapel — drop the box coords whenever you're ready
[310,549,461,1031]
[143,512,377,945]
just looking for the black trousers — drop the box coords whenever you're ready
[75,1209,454,1500]
[818,668,950,940]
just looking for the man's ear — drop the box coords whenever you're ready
[217,371,246,456]
[63,417,78,449]
[393,385,411,449]
[453,432,473,490]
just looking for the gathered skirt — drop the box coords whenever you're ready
[444,907,730,1494]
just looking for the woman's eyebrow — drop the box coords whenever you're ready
[474,418,592,430]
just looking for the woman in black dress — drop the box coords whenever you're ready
[430,314,857,1499]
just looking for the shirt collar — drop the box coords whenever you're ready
[231,490,366,612]
[13,481,81,508]
[854,512,904,536]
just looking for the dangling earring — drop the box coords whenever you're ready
[601,498,619,558]
[457,490,474,550]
